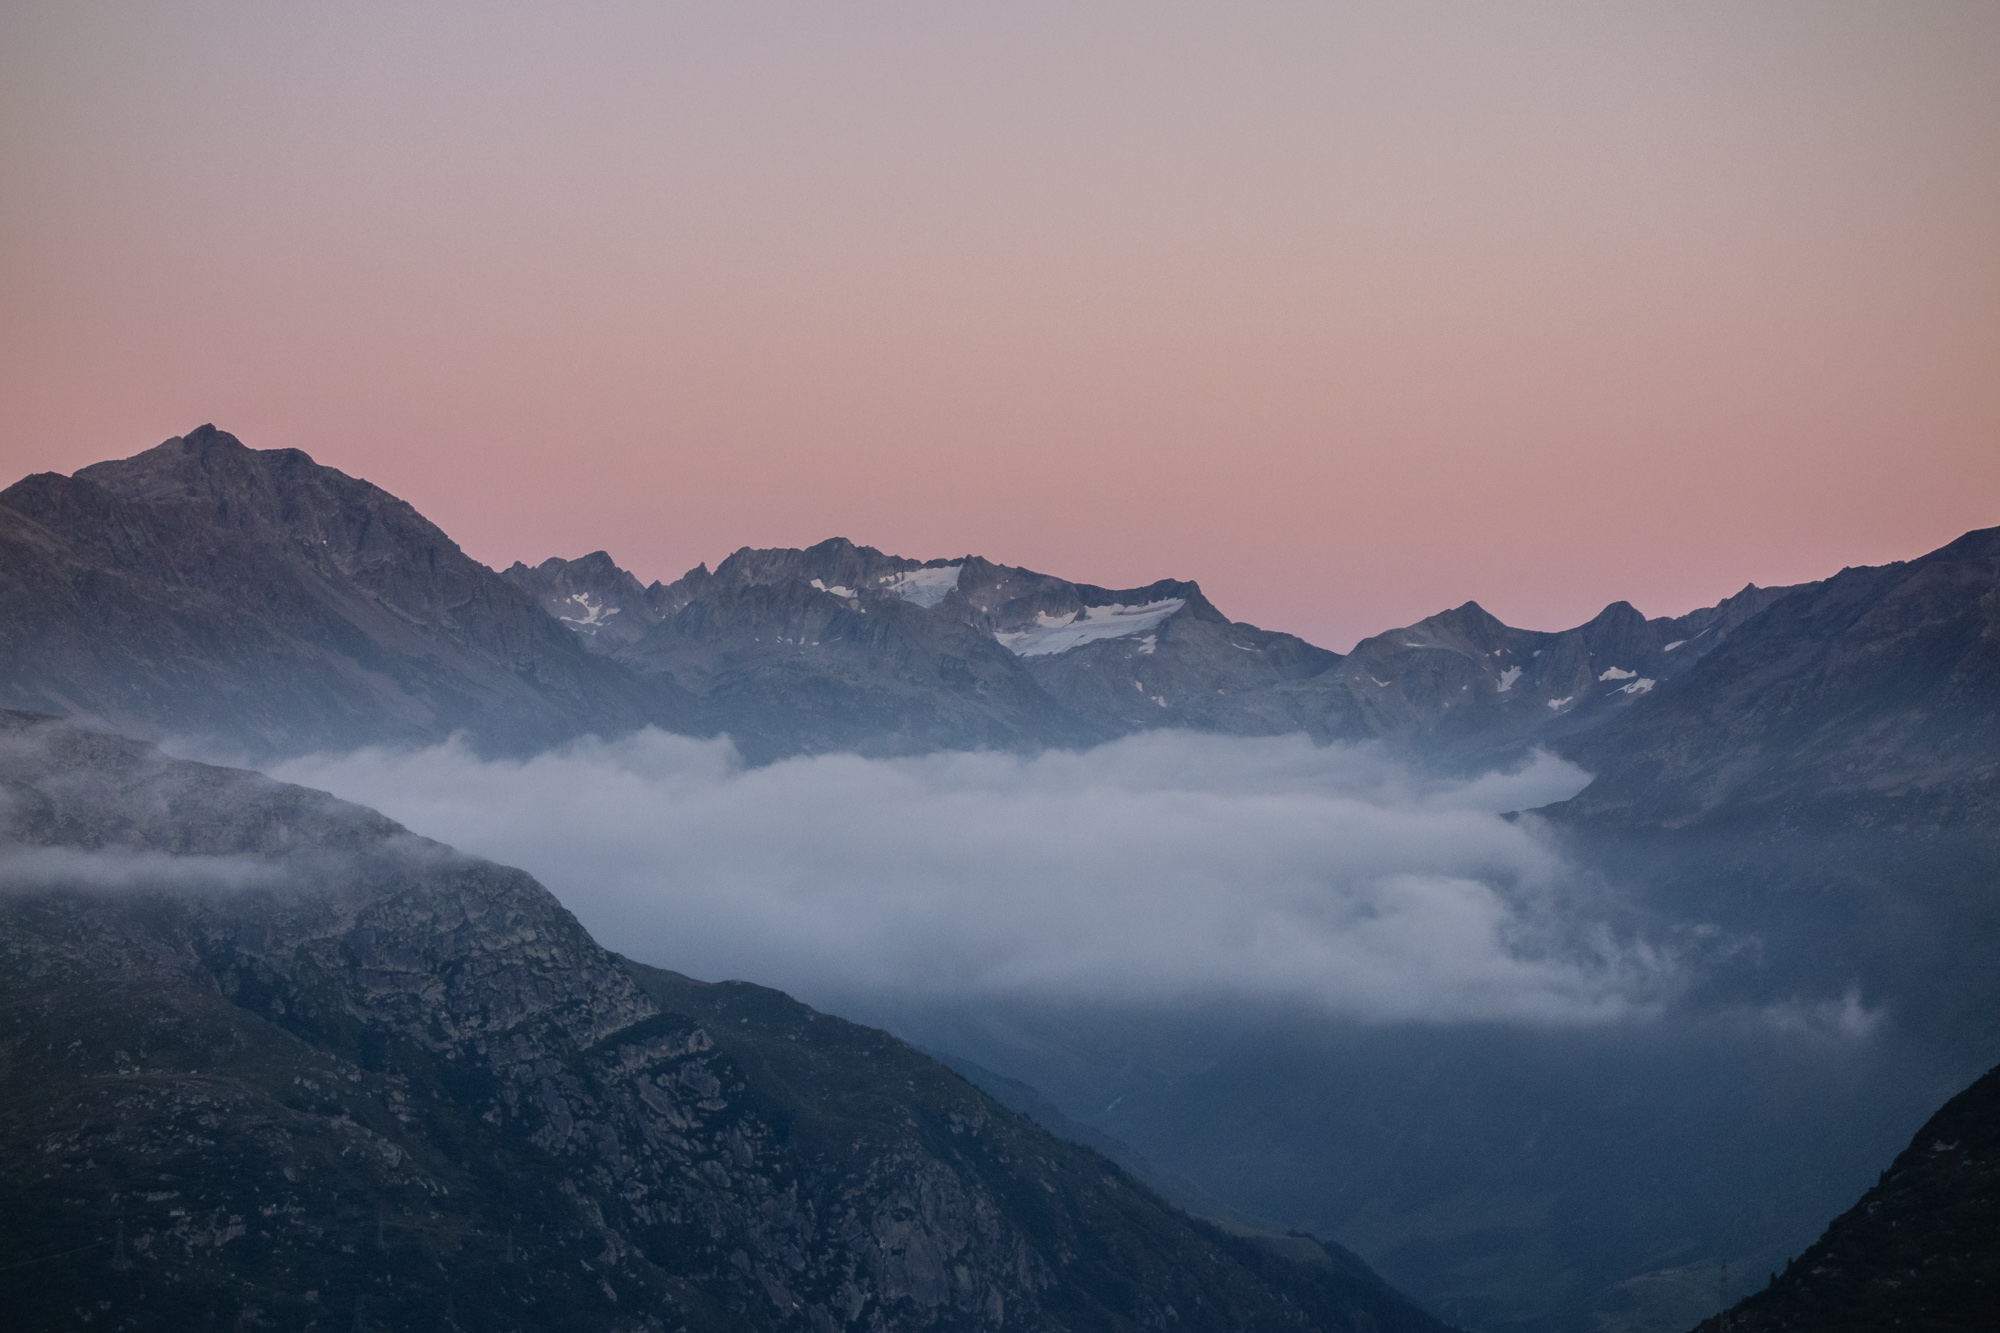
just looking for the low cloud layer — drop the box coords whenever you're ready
[268,730,1673,1024]
[0,846,290,893]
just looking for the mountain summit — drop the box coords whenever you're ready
[0,427,682,755]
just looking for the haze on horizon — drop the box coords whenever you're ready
[2,1,1995,649]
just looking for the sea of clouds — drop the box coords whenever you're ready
[268,729,1676,1024]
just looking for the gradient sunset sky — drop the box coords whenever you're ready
[2,2,1995,648]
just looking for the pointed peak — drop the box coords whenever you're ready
[1583,599,1646,627]
[1416,600,1509,635]
[173,423,253,455]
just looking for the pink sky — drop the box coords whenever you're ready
[2,2,1995,649]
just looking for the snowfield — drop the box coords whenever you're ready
[995,599,1186,657]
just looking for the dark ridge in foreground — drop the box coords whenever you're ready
[1695,1061,2000,1332]
[0,712,1449,1333]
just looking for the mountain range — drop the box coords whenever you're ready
[2,425,1862,775]
[3,425,1997,1333]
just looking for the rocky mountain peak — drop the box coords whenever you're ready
[501,550,663,648]
[1403,600,1514,648]
[699,537,958,603]
[75,425,468,588]
[2,426,674,756]
[1582,599,1646,628]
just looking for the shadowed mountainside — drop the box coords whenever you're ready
[1550,525,2000,836]
[1693,1061,2000,1333]
[0,711,1451,1333]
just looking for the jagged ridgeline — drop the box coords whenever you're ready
[1,425,1821,765]
[0,712,1449,1332]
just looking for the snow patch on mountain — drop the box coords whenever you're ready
[1497,666,1523,692]
[1615,678,1655,696]
[1598,666,1637,681]
[559,593,619,630]
[810,579,857,599]
[881,564,962,608]
[995,599,1186,657]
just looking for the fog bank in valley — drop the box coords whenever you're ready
[263,730,1686,1024]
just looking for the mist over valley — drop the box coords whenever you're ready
[0,426,1993,1333]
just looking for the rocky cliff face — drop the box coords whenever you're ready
[504,550,668,651]
[0,712,1451,1333]
[0,427,682,757]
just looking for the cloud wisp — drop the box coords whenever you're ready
[0,846,292,894]
[267,729,1672,1024]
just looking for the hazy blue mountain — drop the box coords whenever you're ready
[0,711,1452,1333]
[1551,524,2000,834]
[504,537,1792,764]
[1288,582,1798,763]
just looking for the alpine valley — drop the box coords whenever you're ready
[3,427,1996,1333]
